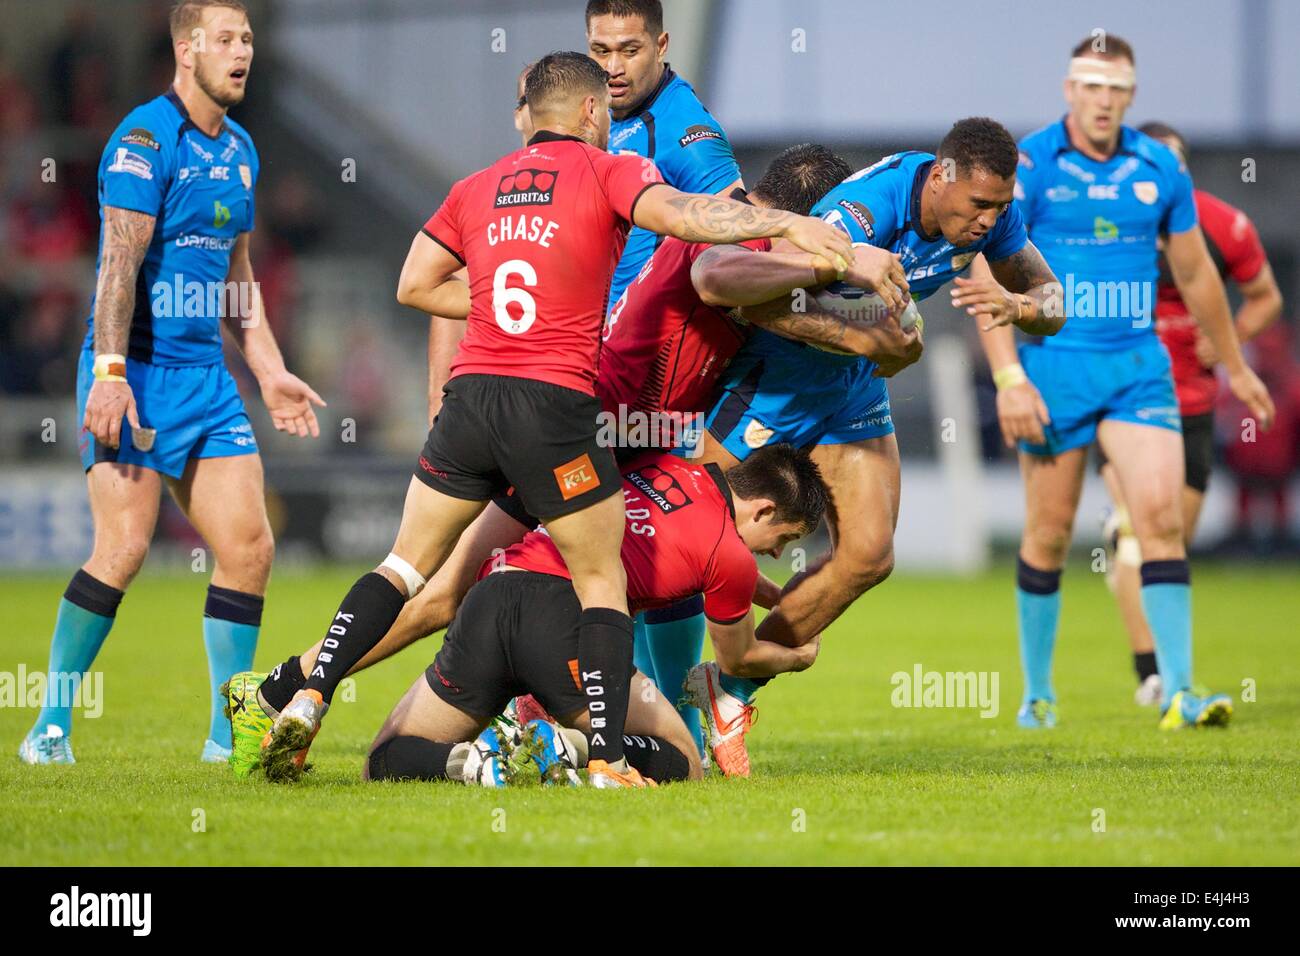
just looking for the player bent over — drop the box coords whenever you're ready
[19,0,323,765]
[364,445,828,787]
[257,52,852,785]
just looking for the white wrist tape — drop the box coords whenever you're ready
[381,552,427,598]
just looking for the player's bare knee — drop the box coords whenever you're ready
[93,532,151,584]
[1024,519,1072,566]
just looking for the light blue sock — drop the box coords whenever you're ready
[718,672,763,703]
[644,598,706,757]
[203,585,263,748]
[632,614,656,687]
[1139,560,1193,708]
[32,599,116,736]
[1016,558,1062,704]
[31,570,123,738]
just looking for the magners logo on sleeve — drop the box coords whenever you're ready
[496,169,558,208]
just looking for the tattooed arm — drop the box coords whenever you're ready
[82,206,155,449]
[951,244,1065,336]
[633,186,854,268]
[690,245,841,308]
[692,239,909,311]
[92,206,154,356]
[740,294,923,378]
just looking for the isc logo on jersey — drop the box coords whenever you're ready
[495,169,558,208]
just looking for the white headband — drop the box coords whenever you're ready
[1068,56,1136,89]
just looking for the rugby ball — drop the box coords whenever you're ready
[813,283,923,335]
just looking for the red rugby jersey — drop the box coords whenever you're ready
[423,131,664,395]
[598,233,763,416]
[1156,190,1267,416]
[482,454,756,623]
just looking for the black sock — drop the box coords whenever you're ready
[64,569,124,617]
[1134,651,1158,683]
[577,607,634,764]
[620,733,691,783]
[204,584,264,625]
[367,737,456,781]
[303,572,406,705]
[260,655,307,714]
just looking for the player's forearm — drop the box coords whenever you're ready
[989,244,1065,335]
[723,635,813,678]
[1182,269,1248,374]
[692,247,836,308]
[742,294,897,359]
[978,320,1020,374]
[427,316,465,421]
[660,193,797,246]
[222,257,287,381]
[1235,286,1283,342]
[1010,281,1065,335]
[92,208,155,355]
[752,572,783,611]
[398,277,471,320]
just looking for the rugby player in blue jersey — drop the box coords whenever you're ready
[978,35,1273,730]
[688,118,1066,774]
[586,0,746,755]
[18,0,323,765]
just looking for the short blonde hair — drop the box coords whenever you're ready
[170,0,249,41]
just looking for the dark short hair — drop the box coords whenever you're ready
[937,117,1019,181]
[585,0,664,36]
[752,144,852,215]
[1070,33,1135,65]
[170,0,248,40]
[727,444,828,534]
[525,51,609,114]
[1138,120,1187,157]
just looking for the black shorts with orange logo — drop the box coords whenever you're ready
[415,373,621,520]
[425,570,602,720]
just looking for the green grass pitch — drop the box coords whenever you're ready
[2,562,1297,865]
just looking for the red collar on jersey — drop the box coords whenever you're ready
[703,462,736,519]
[527,129,587,147]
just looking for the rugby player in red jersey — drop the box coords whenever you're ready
[363,444,828,787]
[1099,122,1283,705]
[257,52,852,786]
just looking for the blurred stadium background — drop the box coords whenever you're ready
[3,0,1298,575]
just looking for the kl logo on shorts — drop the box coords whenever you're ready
[554,453,599,500]
[496,169,558,208]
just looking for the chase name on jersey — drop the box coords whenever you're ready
[486,215,559,247]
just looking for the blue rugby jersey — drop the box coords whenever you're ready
[1015,118,1197,349]
[606,66,740,309]
[86,88,259,365]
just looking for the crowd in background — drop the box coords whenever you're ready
[2,4,1298,548]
